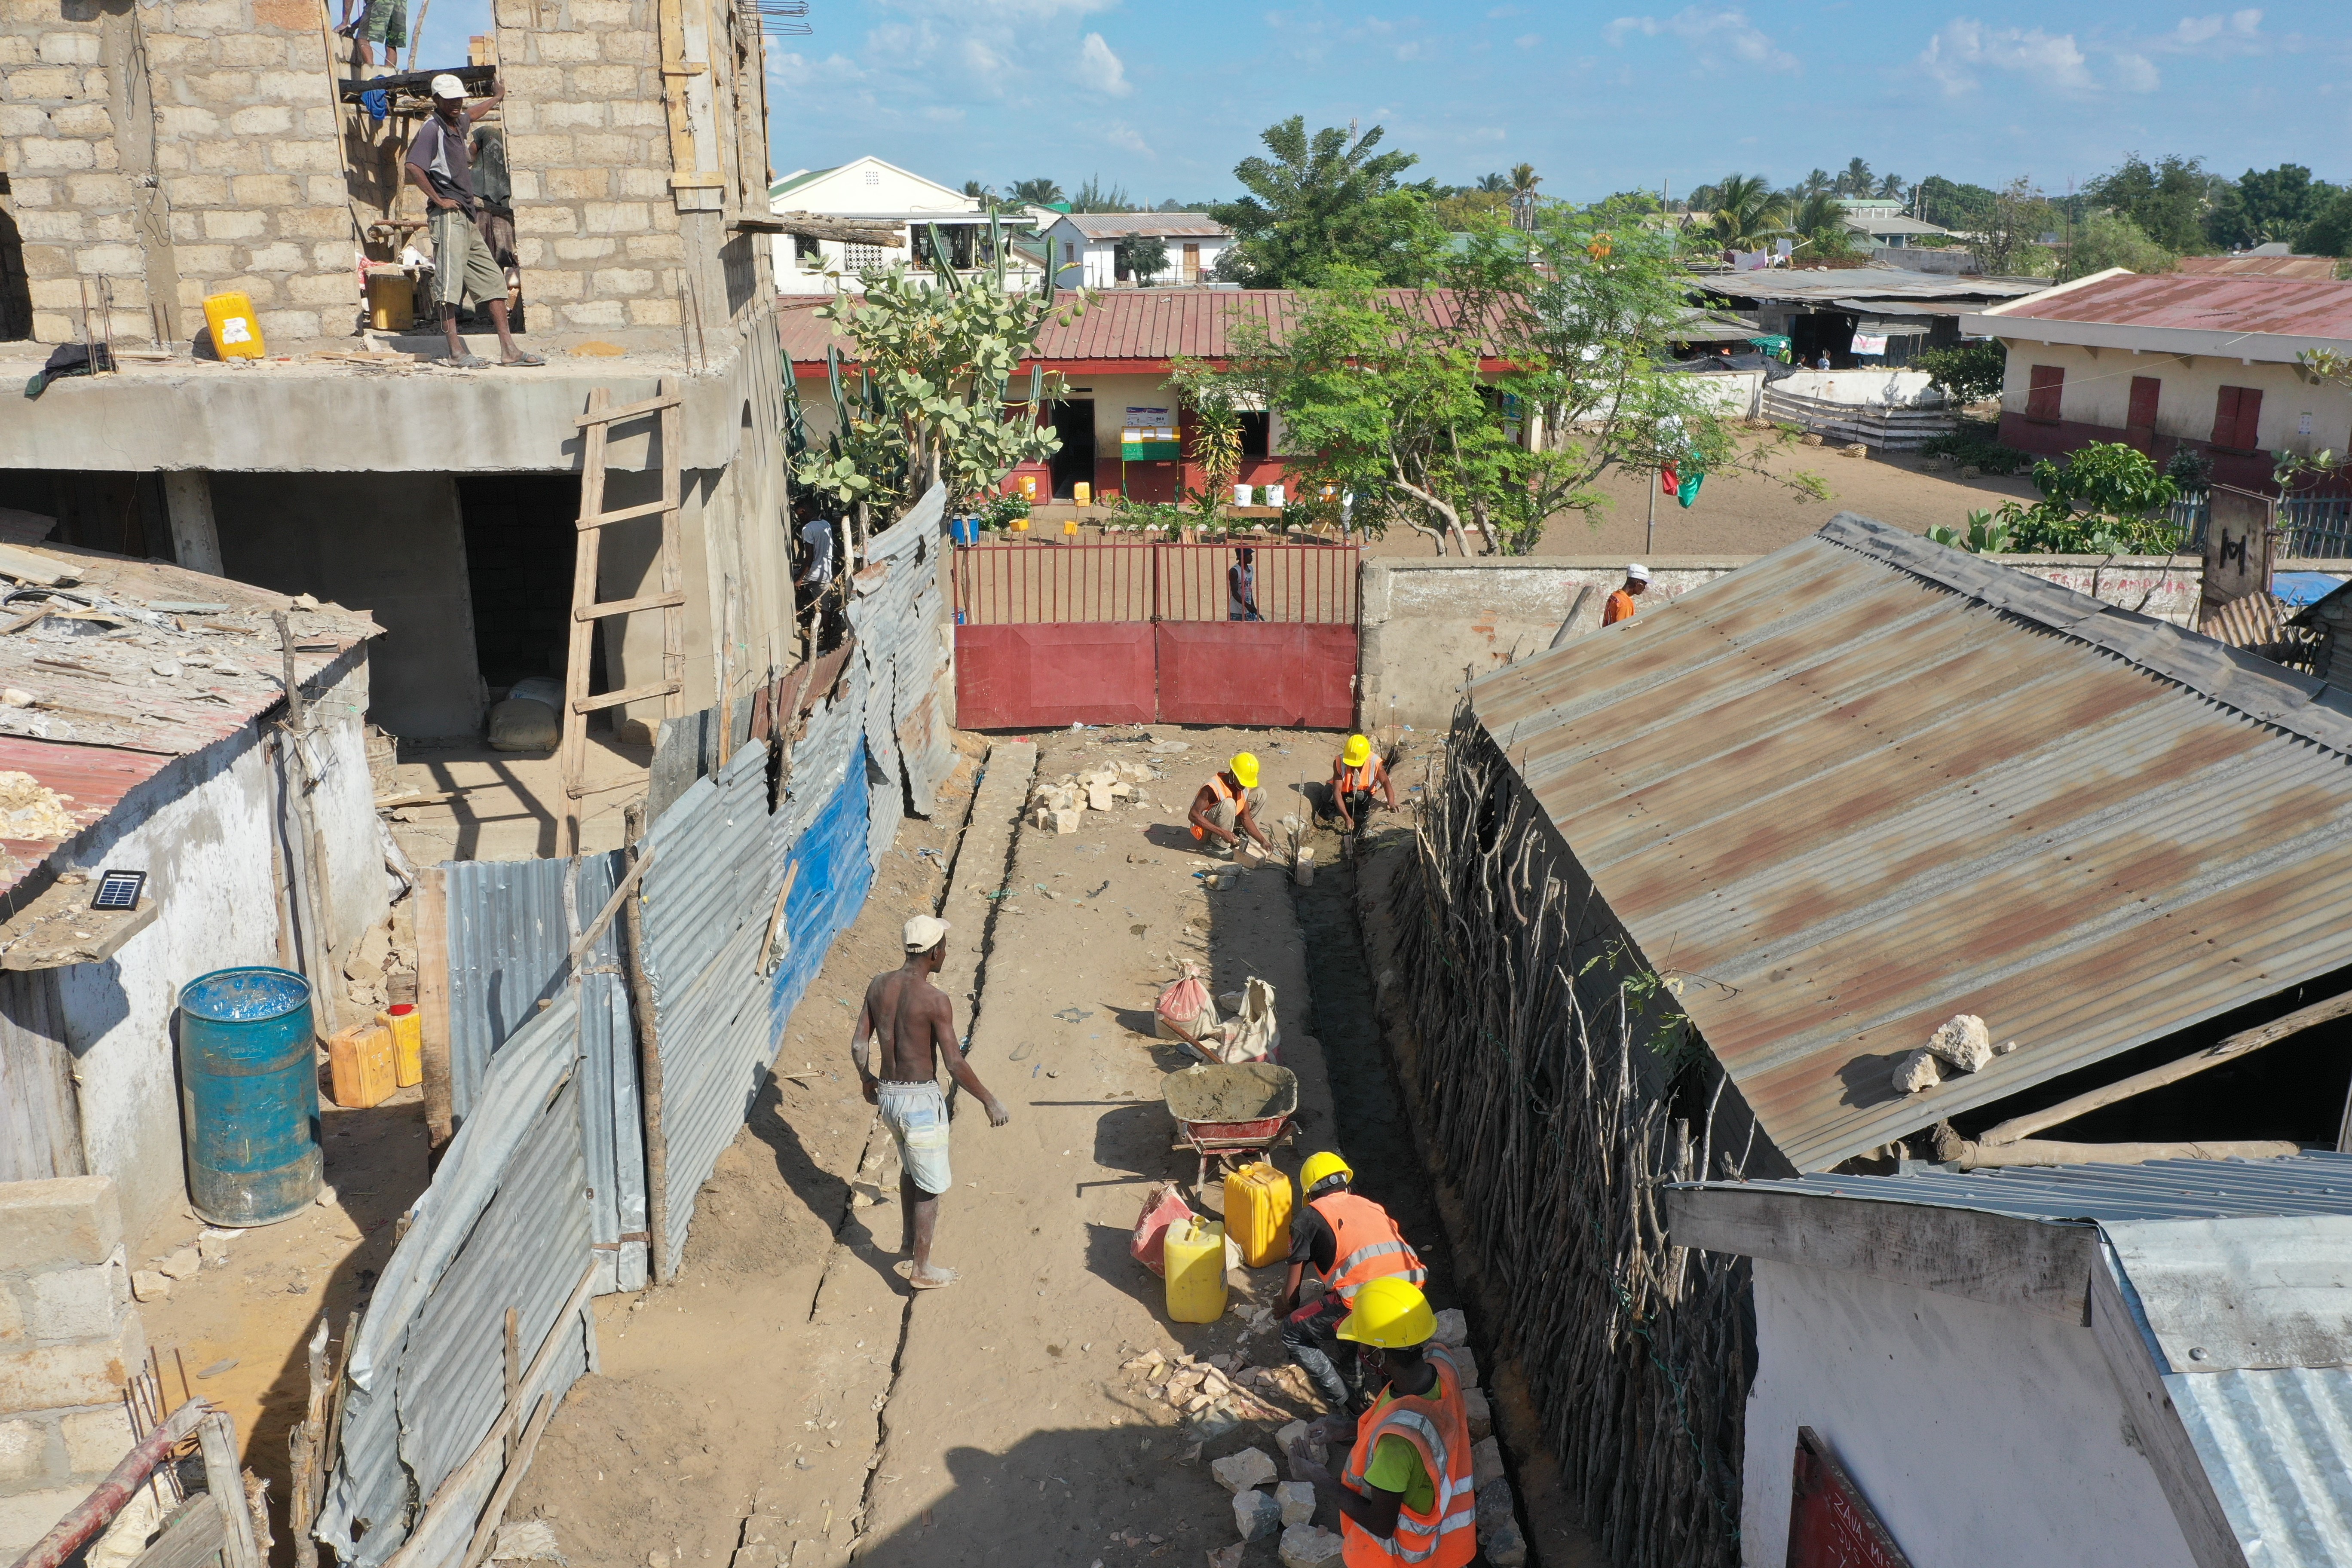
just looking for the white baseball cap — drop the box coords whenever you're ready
[903,914,950,952]
[1626,563,1652,582]
[430,73,466,99]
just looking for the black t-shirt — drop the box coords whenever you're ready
[1289,1199,1337,1272]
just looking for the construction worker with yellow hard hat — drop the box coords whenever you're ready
[1323,733,1397,834]
[1188,750,1273,861]
[1286,1277,1478,1568]
[1279,1151,1428,1414]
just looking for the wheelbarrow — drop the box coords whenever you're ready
[1162,1062,1299,1188]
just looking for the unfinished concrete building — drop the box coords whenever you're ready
[0,0,795,819]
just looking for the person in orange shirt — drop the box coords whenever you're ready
[1602,563,1650,626]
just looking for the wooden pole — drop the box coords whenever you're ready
[619,800,671,1283]
[1937,1130,2299,1170]
[6,1401,209,1568]
[1978,986,2352,1147]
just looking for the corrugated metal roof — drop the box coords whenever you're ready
[2177,254,2344,281]
[1702,267,2043,304]
[1470,514,2352,1172]
[1993,271,2352,340]
[780,288,1501,369]
[1062,212,1228,239]
[1681,1152,2352,1222]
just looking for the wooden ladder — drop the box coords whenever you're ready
[562,378,687,856]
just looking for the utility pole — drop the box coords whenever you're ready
[1646,467,1658,555]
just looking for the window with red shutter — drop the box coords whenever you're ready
[2214,385,2263,450]
[2025,364,2064,422]
[2127,376,2160,432]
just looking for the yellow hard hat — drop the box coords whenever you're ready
[1230,752,1261,790]
[1300,1151,1353,1192]
[1337,1277,1437,1349]
[1341,734,1372,768]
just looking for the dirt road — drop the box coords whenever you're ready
[502,726,1554,1568]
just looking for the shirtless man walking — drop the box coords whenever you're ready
[850,915,1009,1290]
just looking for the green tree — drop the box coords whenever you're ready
[2205,164,2338,251]
[1070,175,1133,213]
[793,264,1076,525]
[1113,233,1169,284]
[1995,442,2184,553]
[1208,116,1442,287]
[1835,157,1873,196]
[1701,172,1792,251]
[1475,172,1510,193]
[1788,192,1853,260]
[2086,154,2213,253]
[1798,168,1831,199]
[1974,177,2057,277]
[1876,172,1905,199]
[1916,175,1998,233]
[1009,177,1064,206]
[1914,339,2006,404]
[2304,189,2352,258]
[2058,209,2174,279]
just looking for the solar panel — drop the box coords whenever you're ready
[91,870,145,911]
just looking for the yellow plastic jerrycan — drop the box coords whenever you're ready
[1164,1216,1228,1323]
[1224,1162,1293,1269]
[202,292,266,359]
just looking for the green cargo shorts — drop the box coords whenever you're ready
[427,205,505,313]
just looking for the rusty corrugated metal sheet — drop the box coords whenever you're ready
[1471,512,2352,1173]
[2176,255,2342,281]
[1996,272,2352,339]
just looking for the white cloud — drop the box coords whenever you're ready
[1919,18,2091,95]
[2111,52,2160,90]
[1076,31,1130,95]
[1604,8,1797,72]
[1514,31,1542,48]
[2164,9,2261,49]
[1102,122,1155,156]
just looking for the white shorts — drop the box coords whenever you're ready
[877,1079,952,1195]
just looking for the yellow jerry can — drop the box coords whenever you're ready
[1223,1162,1293,1269]
[1164,1216,1228,1323]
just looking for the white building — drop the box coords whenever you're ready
[1668,1155,2352,1568]
[1035,212,1233,290]
[767,156,1042,294]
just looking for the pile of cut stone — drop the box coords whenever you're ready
[1121,1347,1288,1430]
[1029,760,1159,833]
[1183,1308,1527,1567]
[1892,1013,2019,1095]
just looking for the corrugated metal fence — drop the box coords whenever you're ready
[318,485,955,1568]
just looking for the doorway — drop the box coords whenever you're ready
[455,475,601,698]
[1049,399,1096,499]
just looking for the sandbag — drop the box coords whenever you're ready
[1156,965,1218,1043]
[1214,976,1280,1065]
[1131,1181,1196,1278]
[487,675,563,752]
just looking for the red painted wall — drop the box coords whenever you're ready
[1997,413,2279,493]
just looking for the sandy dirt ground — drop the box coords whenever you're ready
[497,725,1577,1568]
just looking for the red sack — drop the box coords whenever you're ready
[1156,968,1216,1042]
[1131,1181,1196,1278]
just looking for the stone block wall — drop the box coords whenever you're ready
[491,0,687,332]
[0,0,355,345]
[0,1177,144,1558]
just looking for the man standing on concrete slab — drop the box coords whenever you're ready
[1279,1152,1427,1414]
[1188,751,1273,861]
[404,76,545,371]
[851,915,1010,1291]
[1602,563,1650,627]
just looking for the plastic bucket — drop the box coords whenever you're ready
[949,516,980,546]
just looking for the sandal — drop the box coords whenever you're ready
[440,352,488,369]
[893,1260,958,1290]
[499,351,546,367]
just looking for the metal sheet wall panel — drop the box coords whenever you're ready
[1470,513,2352,1172]
[1155,622,1357,728]
[862,488,955,815]
[319,991,595,1568]
[2168,1366,2352,1565]
[765,751,875,1047]
[953,623,1156,729]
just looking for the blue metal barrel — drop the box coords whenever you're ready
[177,967,322,1226]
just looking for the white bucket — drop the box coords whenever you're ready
[1293,846,1315,886]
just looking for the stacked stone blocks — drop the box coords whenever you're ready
[0,1177,145,1557]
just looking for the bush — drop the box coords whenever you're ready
[1914,340,2006,404]
[1921,419,2034,475]
[981,491,1032,530]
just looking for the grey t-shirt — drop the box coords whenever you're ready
[406,112,475,208]
[800,518,836,582]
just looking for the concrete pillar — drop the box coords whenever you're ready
[161,474,224,576]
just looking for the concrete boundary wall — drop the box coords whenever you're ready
[1360,551,2260,729]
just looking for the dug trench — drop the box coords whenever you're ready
[498,728,1592,1568]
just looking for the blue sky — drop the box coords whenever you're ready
[753,0,2352,205]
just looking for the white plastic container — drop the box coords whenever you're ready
[1293,846,1315,886]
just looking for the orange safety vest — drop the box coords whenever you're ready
[1338,758,1380,794]
[1310,1191,1426,1304]
[1340,1346,1477,1568]
[1190,774,1243,841]
[1602,588,1638,626]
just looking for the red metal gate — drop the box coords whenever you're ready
[951,541,1359,730]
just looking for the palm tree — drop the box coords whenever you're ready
[1790,192,1853,258]
[1875,172,1905,199]
[1800,168,1831,198]
[1475,172,1509,193]
[1703,172,1793,250]
[1836,157,1872,196]
[1010,177,1064,206]
[1509,162,1541,197]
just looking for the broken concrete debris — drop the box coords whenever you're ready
[1210,1447,1278,1494]
[1925,1014,1994,1074]
[1278,1525,1344,1568]
[1432,1307,1468,1348]
[1233,1488,1282,1541]
[1029,761,1158,830]
[1276,1480,1316,1528]
[1893,1048,1943,1095]
[1476,1477,1529,1567]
